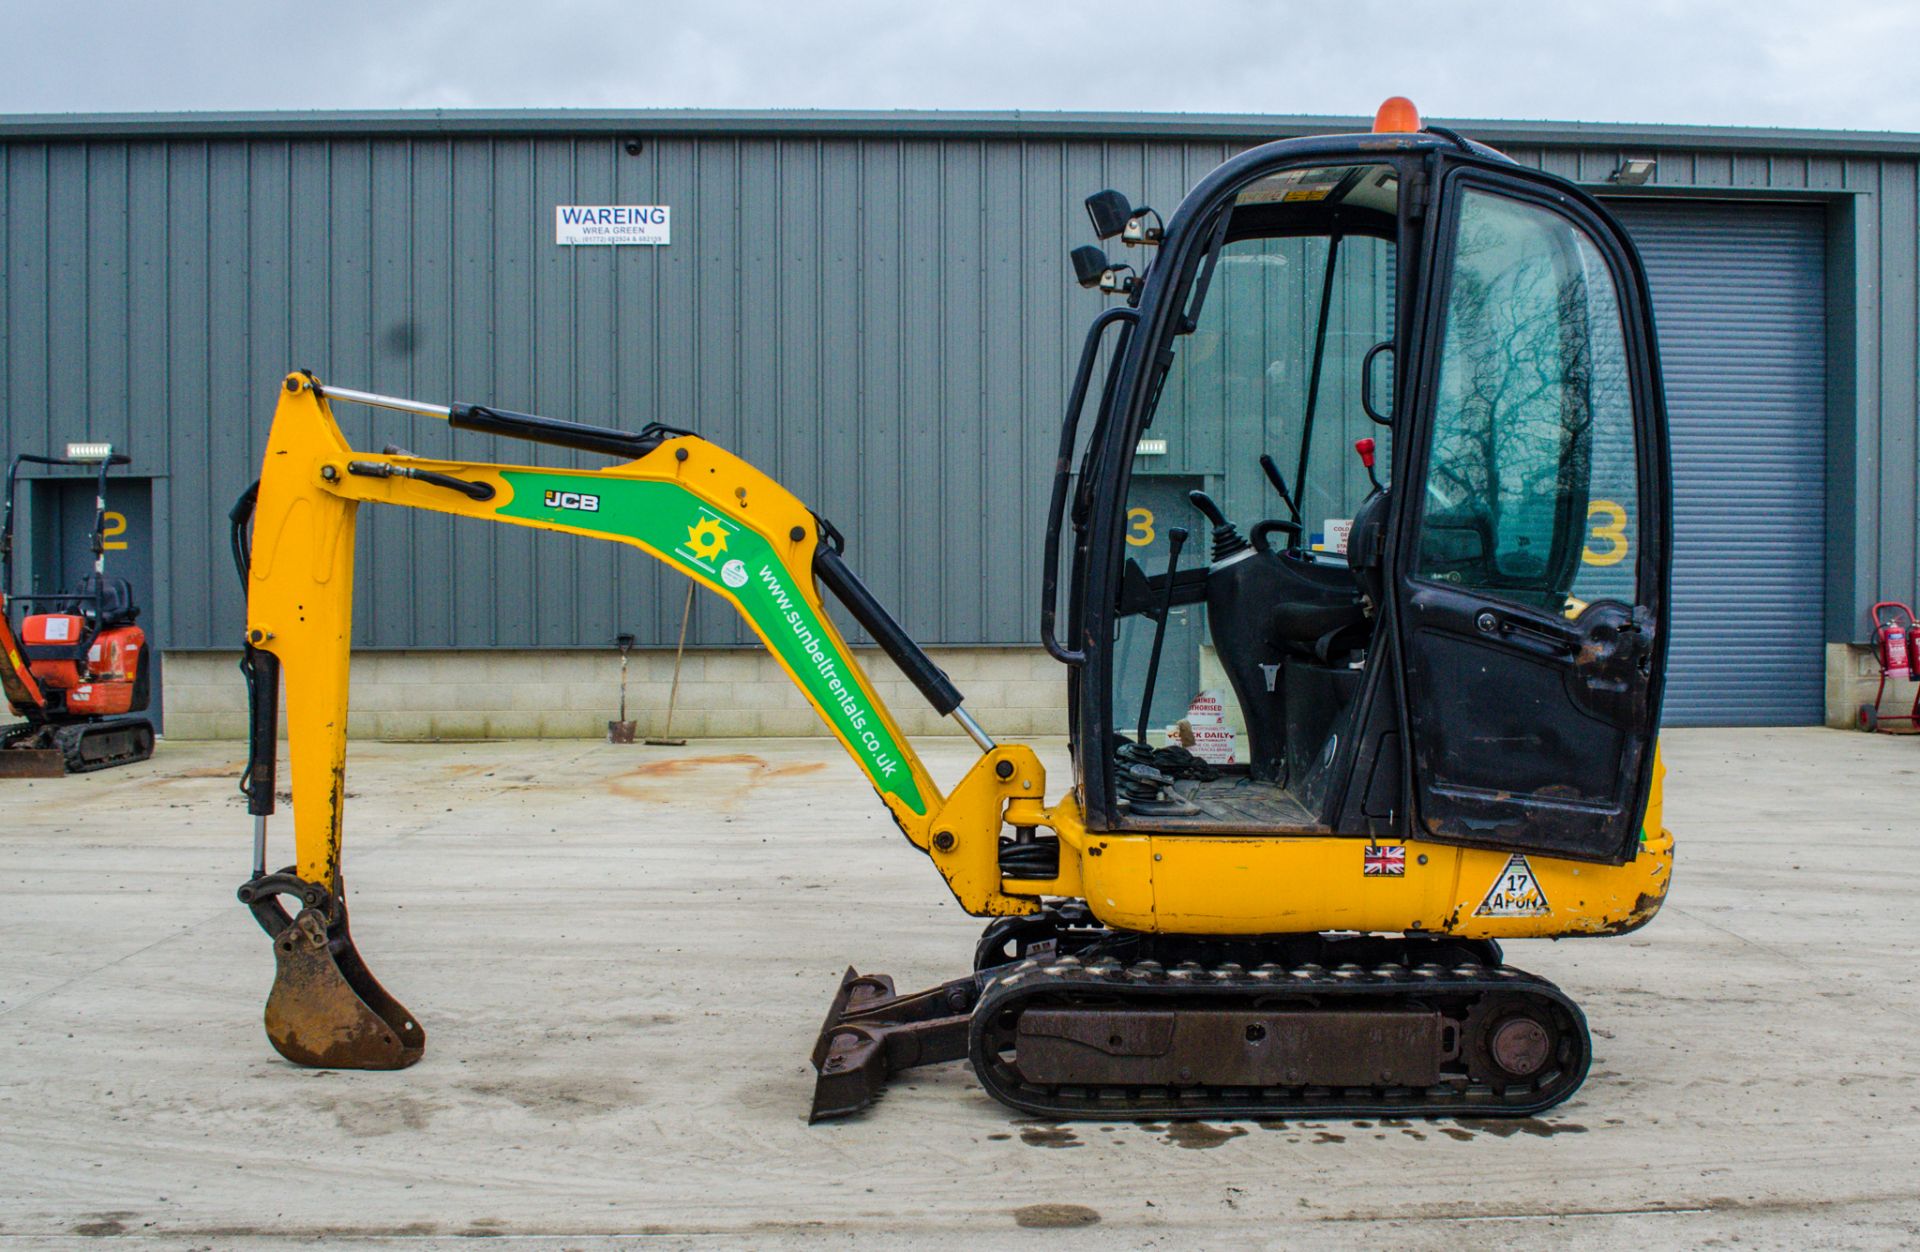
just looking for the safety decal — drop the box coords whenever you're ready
[1475,854,1551,917]
[1362,844,1405,877]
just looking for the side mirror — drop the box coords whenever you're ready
[1085,189,1133,240]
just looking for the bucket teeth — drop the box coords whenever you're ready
[263,907,424,1070]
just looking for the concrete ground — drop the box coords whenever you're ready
[1,728,1917,1250]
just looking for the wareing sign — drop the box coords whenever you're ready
[555,205,671,246]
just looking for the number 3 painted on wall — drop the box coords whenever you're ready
[1582,500,1627,567]
[1126,507,1155,547]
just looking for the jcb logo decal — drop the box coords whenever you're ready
[543,489,601,513]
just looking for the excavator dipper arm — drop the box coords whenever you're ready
[237,373,1051,1071]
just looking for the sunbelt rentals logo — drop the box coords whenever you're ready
[675,508,738,573]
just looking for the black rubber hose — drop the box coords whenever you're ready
[228,480,260,587]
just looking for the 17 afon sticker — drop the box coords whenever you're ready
[1474,854,1551,918]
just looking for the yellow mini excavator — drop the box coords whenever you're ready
[233,100,1673,1121]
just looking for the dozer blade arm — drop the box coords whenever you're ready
[239,373,1046,1070]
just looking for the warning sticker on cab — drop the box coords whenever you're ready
[1474,854,1551,917]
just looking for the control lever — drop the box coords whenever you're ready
[1258,453,1299,519]
[1136,527,1189,746]
[1354,437,1382,492]
[1187,491,1250,563]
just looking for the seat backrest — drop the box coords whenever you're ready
[74,574,139,627]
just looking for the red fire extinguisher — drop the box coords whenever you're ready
[1874,603,1913,681]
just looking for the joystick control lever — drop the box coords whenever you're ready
[1188,490,1251,564]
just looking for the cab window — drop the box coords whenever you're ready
[1416,189,1639,614]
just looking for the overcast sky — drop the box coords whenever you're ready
[2,1,1916,133]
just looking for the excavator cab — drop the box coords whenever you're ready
[1060,119,1668,869]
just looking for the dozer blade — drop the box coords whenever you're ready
[0,747,64,777]
[264,907,424,1070]
[808,967,979,1122]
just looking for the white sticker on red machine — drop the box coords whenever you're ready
[1474,854,1551,917]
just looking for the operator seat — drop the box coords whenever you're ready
[74,574,140,628]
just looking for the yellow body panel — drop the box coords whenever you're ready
[1004,752,1671,938]
[249,373,1672,942]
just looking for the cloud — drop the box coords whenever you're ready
[1,0,1915,131]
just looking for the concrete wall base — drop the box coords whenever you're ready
[163,644,1889,739]
[159,647,1071,741]
[1827,641,1917,730]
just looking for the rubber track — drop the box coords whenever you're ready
[55,720,154,772]
[968,952,1590,1120]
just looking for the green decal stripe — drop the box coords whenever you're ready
[497,472,924,814]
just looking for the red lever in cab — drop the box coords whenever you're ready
[1354,437,1382,491]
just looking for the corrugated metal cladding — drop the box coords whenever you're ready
[0,132,1255,652]
[0,116,1916,693]
[1609,201,1828,725]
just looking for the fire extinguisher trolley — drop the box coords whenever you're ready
[1861,602,1919,733]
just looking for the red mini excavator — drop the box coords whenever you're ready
[0,449,155,775]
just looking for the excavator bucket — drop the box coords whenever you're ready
[263,907,424,1070]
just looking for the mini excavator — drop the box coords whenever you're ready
[234,100,1674,1121]
[1,449,155,775]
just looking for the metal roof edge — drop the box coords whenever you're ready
[0,108,1915,156]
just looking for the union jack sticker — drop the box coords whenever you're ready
[1363,844,1406,877]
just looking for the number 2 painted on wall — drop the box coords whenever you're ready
[1582,499,1627,567]
[102,511,128,551]
[1126,507,1155,547]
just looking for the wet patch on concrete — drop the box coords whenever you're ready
[1163,1122,1248,1150]
[1013,1204,1101,1229]
[1450,1118,1589,1139]
[1019,1124,1082,1149]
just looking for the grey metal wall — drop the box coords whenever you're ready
[0,114,1915,656]
[0,131,1247,651]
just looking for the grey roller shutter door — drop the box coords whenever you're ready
[1607,200,1828,726]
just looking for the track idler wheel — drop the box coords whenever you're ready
[239,871,424,1070]
[1461,994,1568,1088]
